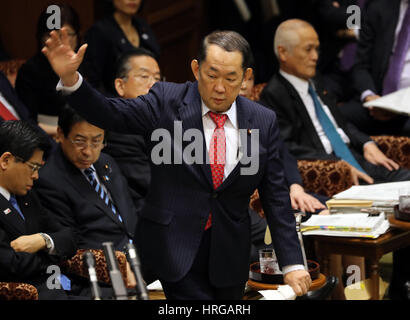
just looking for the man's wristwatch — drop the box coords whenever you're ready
[39,233,52,250]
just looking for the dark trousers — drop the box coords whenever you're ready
[160,229,245,300]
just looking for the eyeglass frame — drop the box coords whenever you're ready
[68,138,106,150]
[14,156,43,173]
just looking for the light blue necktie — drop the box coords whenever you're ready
[308,84,365,173]
[9,195,25,221]
[84,167,123,223]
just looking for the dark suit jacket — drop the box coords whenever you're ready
[15,52,69,120]
[0,190,76,297]
[82,15,160,94]
[259,73,371,160]
[35,147,138,251]
[0,71,32,122]
[352,0,402,94]
[104,132,149,205]
[64,79,304,288]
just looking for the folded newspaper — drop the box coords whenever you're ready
[301,213,389,238]
[363,87,410,115]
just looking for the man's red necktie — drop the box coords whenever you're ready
[205,111,228,230]
[0,100,18,120]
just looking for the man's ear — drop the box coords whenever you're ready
[243,68,253,82]
[56,127,64,144]
[0,152,13,170]
[191,59,200,81]
[114,78,125,97]
[277,46,288,63]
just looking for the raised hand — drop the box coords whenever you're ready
[42,27,88,86]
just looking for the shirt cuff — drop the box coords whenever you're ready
[42,233,56,255]
[360,89,376,102]
[56,72,83,95]
[282,264,306,274]
[363,140,376,149]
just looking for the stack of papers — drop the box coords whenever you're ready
[363,87,410,115]
[301,213,389,238]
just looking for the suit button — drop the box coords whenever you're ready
[212,193,218,199]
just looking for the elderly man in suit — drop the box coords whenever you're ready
[0,120,76,299]
[42,28,311,300]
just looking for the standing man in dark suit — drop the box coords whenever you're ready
[259,19,410,185]
[0,120,76,299]
[341,0,410,136]
[42,29,311,299]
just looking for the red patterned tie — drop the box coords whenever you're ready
[205,111,228,230]
[0,100,17,120]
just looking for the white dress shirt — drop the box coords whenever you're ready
[0,185,55,253]
[57,72,306,274]
[280,70,351,154]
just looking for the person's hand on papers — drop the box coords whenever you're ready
[363,142,399,171]
[283,269,311,296]
[289,184,326,213]
[364,95,397,121]
[342,161,374,185]
[42,27,87,87]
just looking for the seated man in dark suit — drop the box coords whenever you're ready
[103,48,160,207]
[260,18,410,299]
[0,120,77,299]
[0,71,56,153]
[340,0,410,136]
[35,106,137,288]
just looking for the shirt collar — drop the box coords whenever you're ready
[201,99,238,129]
[0,185,11,201]
[280,69,310,96]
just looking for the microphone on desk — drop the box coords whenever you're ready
[102,242,128,300]
[124,243,149,300]
[83,251,102,300]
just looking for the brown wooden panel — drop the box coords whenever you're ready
[0,0,94,59]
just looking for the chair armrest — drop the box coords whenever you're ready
[297,160,354,198]
[371,135,410,169]
[0,282,38,300]
[60,249,129,287]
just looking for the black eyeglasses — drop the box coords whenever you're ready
[14,156,43,173]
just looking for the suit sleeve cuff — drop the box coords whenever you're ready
[282,264,306,274]
[56,72,83,95]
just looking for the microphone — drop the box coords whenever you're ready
[102,242,128,300]
[83,251,102,300]
[124,243,149,300]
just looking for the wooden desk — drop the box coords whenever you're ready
[388,216,410,230]
[311,228,410,300]
[247,273,326,291]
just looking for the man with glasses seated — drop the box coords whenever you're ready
[35,105,137,295]
[0,120,77,299]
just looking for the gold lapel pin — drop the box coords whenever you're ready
[247,129,252,135]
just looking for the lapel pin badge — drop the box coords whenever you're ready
[247,129,252,135]
[3,208,11,215]
[103,175,110,182]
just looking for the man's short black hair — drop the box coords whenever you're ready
[113,47,159,80]
[58,105,87,137]
[197,30,253,72]
[0,120,50,161]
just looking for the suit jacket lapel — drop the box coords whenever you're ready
[55,147,124,228]
[180,82,213,189]
[278,74,326,152]
[0,194,26,235]
[218,96,254,191]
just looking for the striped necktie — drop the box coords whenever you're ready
[308,84,365,173]
[84,167,123,223]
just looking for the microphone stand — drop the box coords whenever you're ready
[102,242,128,300]
[124,243,149,300]
[83,250,103,300]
